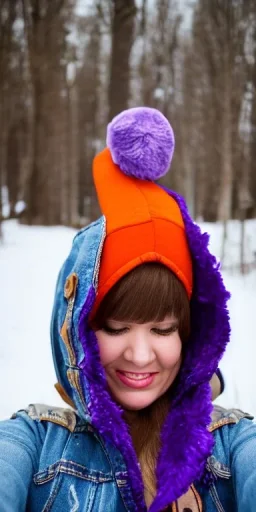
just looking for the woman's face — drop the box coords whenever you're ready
[96,316,182,411]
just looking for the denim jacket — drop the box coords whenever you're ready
[0,207,252,511]
[0,404,255,511]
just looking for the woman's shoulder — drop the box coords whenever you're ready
[210,404,256,465]
[0,404,115,510]
[3,402,253,438]
[0,403,82,452]
[0,403,91,471]
[206,405,256,512]
[19,403,79,432]
[210,404,254,432]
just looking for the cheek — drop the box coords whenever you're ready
[96,332,122,366]
[157,336,182,368]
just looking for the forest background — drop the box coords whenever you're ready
[0,0,256,268]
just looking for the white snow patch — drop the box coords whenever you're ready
[15,200,26,215]
[0,219,256,420]
[0,221,76,419]
[1,186,10,218]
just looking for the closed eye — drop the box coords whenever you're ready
[151,324,178,336]
[101,326,128,336]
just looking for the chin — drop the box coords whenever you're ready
[117,394,157,411]
[123,403,149,411]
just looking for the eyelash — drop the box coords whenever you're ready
[102,325,178,336]
[102,326,128,336]
[153,325,178,336]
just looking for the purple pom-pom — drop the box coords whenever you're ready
[106,107,175,181]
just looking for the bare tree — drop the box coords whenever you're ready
[0,0,17,233]
[21,0,73,225]
[76,12,102,223]
[108,0,137,120]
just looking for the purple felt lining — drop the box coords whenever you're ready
[78,187,231,511]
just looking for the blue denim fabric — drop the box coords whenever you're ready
[0,407,256,511]
[202,417,256,512]
[50,216,106,422]
[0,408,131,512]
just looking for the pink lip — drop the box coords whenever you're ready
[116,371,157,389]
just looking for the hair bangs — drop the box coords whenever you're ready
[93,263,190,342]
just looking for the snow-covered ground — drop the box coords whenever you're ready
[0,219,256,421]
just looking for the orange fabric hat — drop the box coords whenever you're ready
[92,107,193,313]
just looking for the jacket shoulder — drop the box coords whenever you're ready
[17,403,78,433]
[210,404,254,432]
[22,403,254,433]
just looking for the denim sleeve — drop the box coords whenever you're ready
[230,418,256,511]
[0,411,45,512]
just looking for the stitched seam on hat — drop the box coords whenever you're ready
[153,217,156,251]
[133,180,151,220]
[107,217,186,237]
[132,184,184,232]
[97,254,191,297]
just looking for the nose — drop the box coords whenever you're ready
[123,331,155,368]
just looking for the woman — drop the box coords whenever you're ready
[0,107,254,512]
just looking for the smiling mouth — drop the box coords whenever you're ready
[116,370,158,389]
[119,371,156,380]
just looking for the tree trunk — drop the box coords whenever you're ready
[108,0,136,120]
[77,15,102,224]
[68,81,79,227]
[217,54,233,222]
[21,0,70,225]
[0,0,16,228]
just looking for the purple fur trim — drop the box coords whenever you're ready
[78,286,146,512]
[162,186,231,398]
[151,384,214,511]
[107,107,175,181]
[149,186,231,511]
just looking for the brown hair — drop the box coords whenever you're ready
[93,263,190,506]
[93,262,190,342]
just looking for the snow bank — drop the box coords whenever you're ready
[0,219,255,420]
